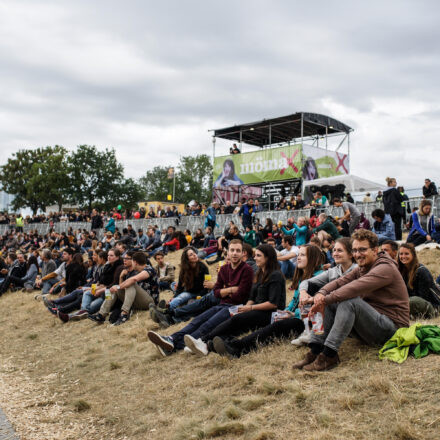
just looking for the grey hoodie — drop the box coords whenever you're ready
[299,263,357,293]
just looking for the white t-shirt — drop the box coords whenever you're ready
[279,246,299,264]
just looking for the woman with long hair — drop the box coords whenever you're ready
[213,159,244,188]
[168,247,209,311]
[406,199,435,246]
[187,244,286,356]
[212,245,324,358]
[398,243,439,318]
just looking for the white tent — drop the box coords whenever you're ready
[302,174,383,193]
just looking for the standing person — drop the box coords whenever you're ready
[187,244,286,356]
[375,191,383,202]
[398,186,410,225]
[406,200,435,246]
[333,198,361,235]
[398,243,440,318]
[423,178,438,199]
[91,209,103,231]
[382,177,404,240]
[293,230,409,372]
[239,198,255,229]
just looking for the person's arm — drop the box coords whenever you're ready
[114,269,150,291]
[161,265,175,283]
[412,213,427,237]
[299,270,331,300]
[415,266,435,302]
[213,267,231,298]
[281,226,294,236]
[277,250,297,262]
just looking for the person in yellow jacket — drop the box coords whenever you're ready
[16,214,24,232]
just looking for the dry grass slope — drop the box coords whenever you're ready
[0,249,439,439]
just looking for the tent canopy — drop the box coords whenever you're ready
[302,175,382,193]
[212,112,353,147]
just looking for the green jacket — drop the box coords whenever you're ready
[313,219,341,240]
[379,324,440,363]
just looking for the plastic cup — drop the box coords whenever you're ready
[229,305,239,316]
[204,274,211,281]
[91,284,97,295]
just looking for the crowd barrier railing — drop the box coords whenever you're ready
[0,196,436,238]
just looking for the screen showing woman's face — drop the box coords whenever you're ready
[224,162,232,177]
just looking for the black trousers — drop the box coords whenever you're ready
[230,317,305,356]
[206,310,273,341]
[391,213,402,240]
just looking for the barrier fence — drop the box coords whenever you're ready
[0,196,438,238]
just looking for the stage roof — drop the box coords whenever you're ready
[213,112,353,147]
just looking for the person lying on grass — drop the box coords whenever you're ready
[293,229,409,372]
[212,244,323,359]
[148,240,253,356]
[88,251,158,326]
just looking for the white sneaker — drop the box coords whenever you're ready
[184,334,209,356]
[183,346,194,355]
[291,330,310,346]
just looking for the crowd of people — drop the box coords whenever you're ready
[0,178,439,371]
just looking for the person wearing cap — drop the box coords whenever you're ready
[135,229,149,250]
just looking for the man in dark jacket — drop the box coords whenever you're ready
[423,179,438,199]
[91,209,103,231]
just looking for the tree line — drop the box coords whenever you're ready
[0,145,213,214]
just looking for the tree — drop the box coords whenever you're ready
[67,145,124,210]
[0,146,70,214]
[139,166,171,202]
[103,178,146,211]
[175,154,213,204]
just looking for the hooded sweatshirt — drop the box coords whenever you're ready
[317,252,409,328]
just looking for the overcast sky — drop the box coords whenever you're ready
[1,0,439,190]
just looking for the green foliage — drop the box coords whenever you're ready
[139,154,213,205]
[67,145,124,210]
[0,145,70,214]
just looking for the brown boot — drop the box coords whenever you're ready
[292,351,317,369]
[303,353,340,372]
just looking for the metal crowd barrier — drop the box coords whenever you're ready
[0,196,436,237]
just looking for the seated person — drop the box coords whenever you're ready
[190,229,205,249]
[184,244,286,356]
[1,254,39,293]
[166,247,209,311]
[407,200,435,246]
[293,230,409,372]
[243,225,257,248]
[372,209,396,243]
[154,251,175,291]
[213,244,323,358]
[148,240,253,356]
[145,227,162,253]
[89,251,158,325]
[0,252,28,295]
[380,240,398,261]
[292,238,356,346]
[398,243,440,318]
[277,236,299,279]
[312,213,341,241]
[242,243,257,274]
[134,229,149,250]
[282,217,309,245]
[208,225,243,265]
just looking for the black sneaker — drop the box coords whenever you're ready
[152,308,173,329]
[57,310,70,323]
[213,336,240,359]
[147,330,174,353]
[47,306,58,315]
[112,313,130,326]
[88,313,106,323]
[43,296,55,309]
[158,299,167,310]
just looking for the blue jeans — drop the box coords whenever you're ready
[42,278,59,294]
[280,260,295,278]
[171,305,232,350]
[81,289,104,314]
[172,291,220,323]
[169,291,196,311]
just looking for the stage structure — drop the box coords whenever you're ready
[210,112,353,208]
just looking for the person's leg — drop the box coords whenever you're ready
[409,296,437,319]
[322,297,397,353]
[80,290,94,310]
[98,291,118,317]
[57,294,83,313]
[230,317,305,356]
[407,234,427,247]
[53,290,81,306]
[193,306,232,340]
[349,216,361,235]
[391,214,402,240]
[172,291,220,323]
[42,279,58,295]
[280,260,295,279]
[119,283,154,314]
[169,291,195,311]
[205,310,273,341]
[87,297,104,314]
[171,306,224,350]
